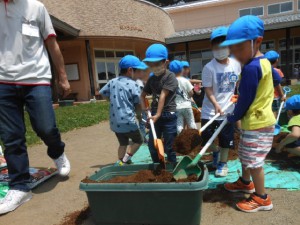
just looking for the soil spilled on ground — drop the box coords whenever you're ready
[82,169,198,183]
[173,129,202,155]
[57,206,90,225]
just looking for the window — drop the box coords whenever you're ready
[94,50,135,90]
[189,49,213,78]
[279,37,300,78]
[239,6,264,17]
[298,0,300,10]
[268,1,293,15]
[169,52,187,61]
[261,41,275,53]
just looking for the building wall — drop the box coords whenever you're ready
[57,37,156,101]
[40,0,175,42]
[167,0,299,31]
[58,39,91,101]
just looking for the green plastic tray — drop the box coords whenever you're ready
[80,163,208,225]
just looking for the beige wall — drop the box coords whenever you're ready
[167,0,299,31]
[58,39,91,101]
[57,37,156,101]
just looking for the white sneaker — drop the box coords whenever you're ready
[53,153,70,177]
[215,162,228,177]
[0,190,32,214]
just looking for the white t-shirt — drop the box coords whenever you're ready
[175,77,194,109]
[201,58,241,120]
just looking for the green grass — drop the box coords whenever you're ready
[289,84,300,97]
[25,102,109,146]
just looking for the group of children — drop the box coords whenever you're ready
[100,15,300,213]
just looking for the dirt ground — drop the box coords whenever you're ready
[0,121,299,225]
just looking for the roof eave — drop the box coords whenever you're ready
[51,15,80,37]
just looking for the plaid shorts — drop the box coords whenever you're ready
[238,126,274,169]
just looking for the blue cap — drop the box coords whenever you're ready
[143,44,168,62]
[169,60,183,74]
[265,50,280,62]
[181,61,190,68]
[221,15,264,47]
[119,55,144,69]
[136,62,148,70]
[285,95,300,110]
[211,26,228,41]
[149,72,154,77]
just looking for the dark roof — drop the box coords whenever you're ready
[166,13,300,44]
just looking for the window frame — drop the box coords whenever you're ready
[239,6,264,17]
[267,1,294,15]
[94,49,135,87]
[261,40,276,53]
[189,49,213,78]
[298,0,300,11]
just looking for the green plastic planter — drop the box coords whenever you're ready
[80,163,208,225]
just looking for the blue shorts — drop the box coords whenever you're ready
[201,119,234,149]
[286,140,300,148]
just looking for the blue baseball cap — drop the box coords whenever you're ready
[211,26,228,41]
[221,15,264,47]
[285,95,300,110]
[136,62,148,70]
[169,60,183,74]
[181,61,190,68]
[143,44,168,62]
[119,55,144,69]
[265,50,280,62]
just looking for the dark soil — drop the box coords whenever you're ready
[57,206,90,225]
[82,169,198,183]
[173,129,202,155]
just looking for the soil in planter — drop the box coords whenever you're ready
[82,169,198,184]
[173,129,202,155]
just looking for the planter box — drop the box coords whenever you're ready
[80,163,208,225]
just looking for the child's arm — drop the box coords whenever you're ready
[149,89,169,123]
[228,65,261,123]
[276,126,300,153]
[140,91,148,111]
[275,84,286,101]
[99,82,111,101]
[205,87,223,115]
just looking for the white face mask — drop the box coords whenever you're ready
[213,48,229,61]
[152,64,165,76]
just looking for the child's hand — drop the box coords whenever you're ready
[281,96,287,102]
[149,114,161,123]
[214,104,224,115]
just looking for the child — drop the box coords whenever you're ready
[265,50,285,117]
[100,55,144,165]
[182,61,191,79]
[201,26,241,177]
[141,44,178,163]
[221,15,279,212]
[276,95,300,156]
[169,60,197,134]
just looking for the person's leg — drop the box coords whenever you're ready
[122,130,143,163]
[185,108,197,129]
[0,85,32,215]
[148,115,163,163]
[201,119,219,167]
[235,127,274,212]
[176,109,184,134]
[0,85,30,191]
[161,112,177,163]
[224,130,254,193]
[115,132,128,163]
[24,86,65,160]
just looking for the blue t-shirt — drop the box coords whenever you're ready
[100,76,141,133]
